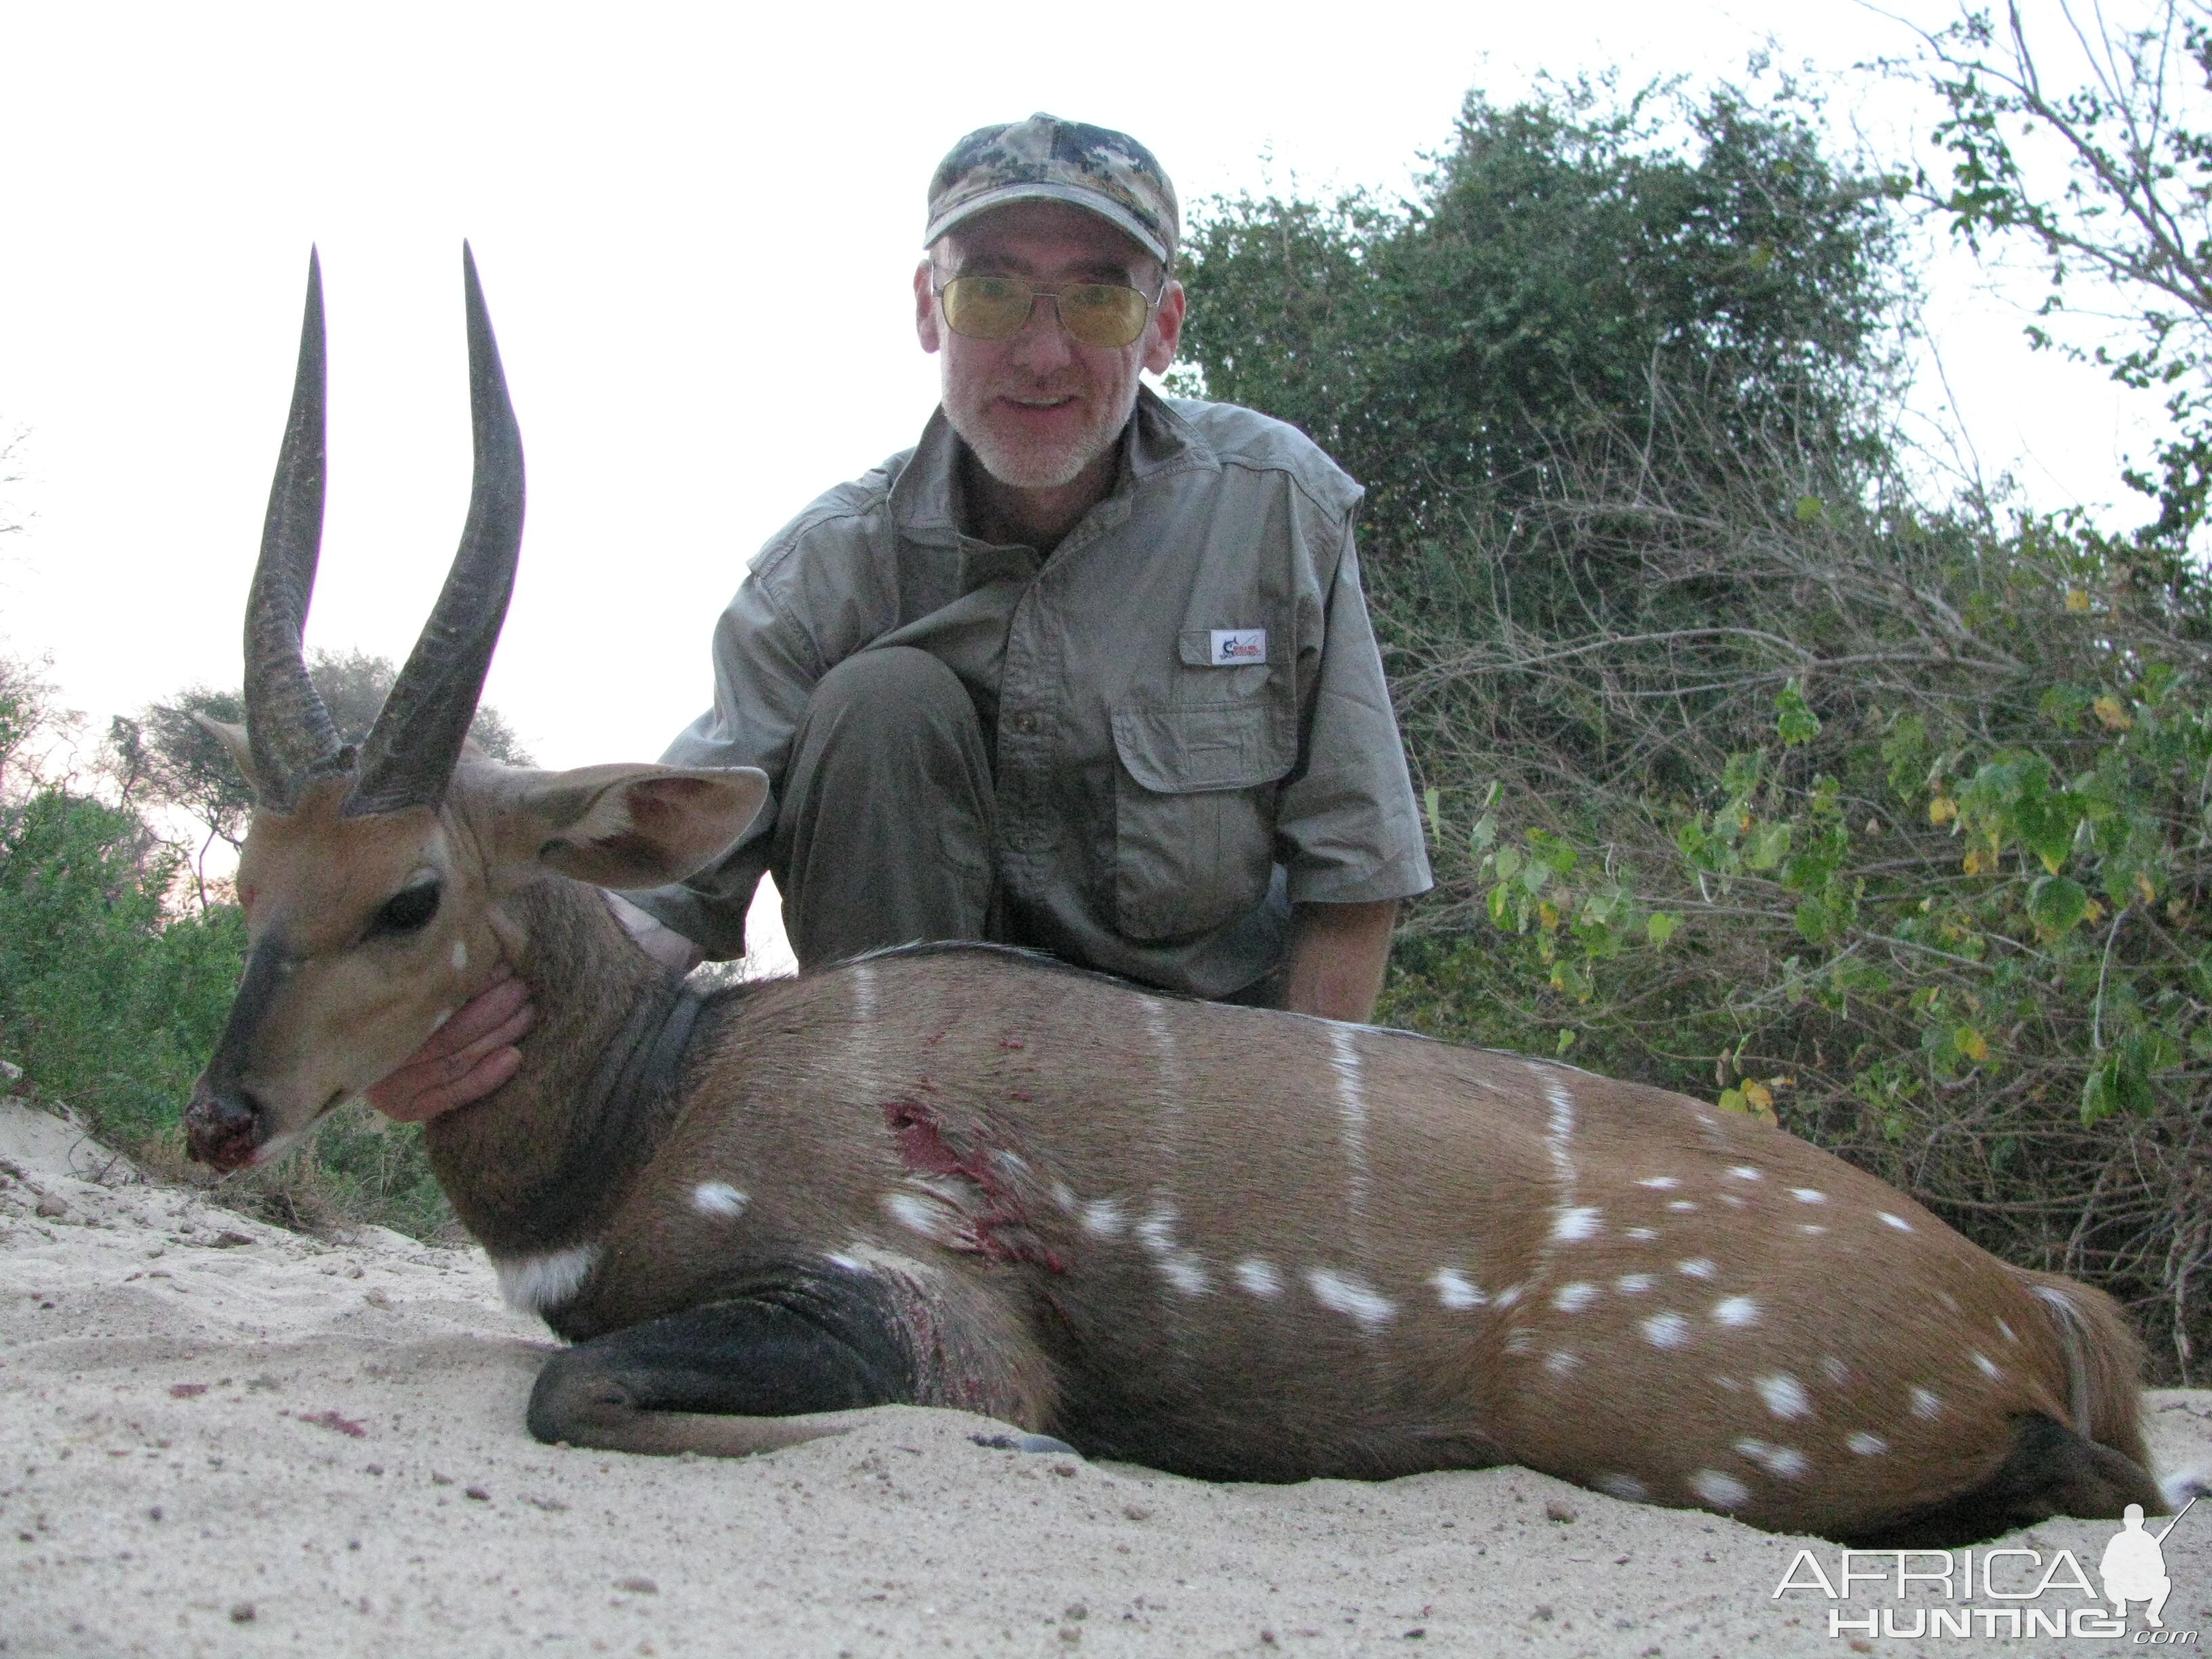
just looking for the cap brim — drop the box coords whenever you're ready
[924,181,1171,266]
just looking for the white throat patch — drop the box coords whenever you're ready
[493,1242,602,1315]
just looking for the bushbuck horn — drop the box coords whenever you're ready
[345,242,525,818]
[241,247,344,811]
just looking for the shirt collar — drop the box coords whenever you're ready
[889,384,1216,547]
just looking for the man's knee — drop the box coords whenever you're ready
[806,647,975,743]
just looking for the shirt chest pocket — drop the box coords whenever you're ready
[1109,699,1295,941]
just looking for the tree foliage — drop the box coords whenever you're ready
[1174,72,1906,550]
[1913,0,2212,583]
[1375,399,2211,1378]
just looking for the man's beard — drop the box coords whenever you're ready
[948,385,1135,492]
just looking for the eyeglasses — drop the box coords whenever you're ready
[934,273,1162,350]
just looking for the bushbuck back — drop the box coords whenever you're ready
[185,251,2194,1547]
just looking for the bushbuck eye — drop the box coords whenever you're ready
[369,880,442,939]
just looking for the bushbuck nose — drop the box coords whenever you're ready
[184,1080,263,1172]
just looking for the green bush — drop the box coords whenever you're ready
[1368,413,2210,1380]
[0,790,241,1139]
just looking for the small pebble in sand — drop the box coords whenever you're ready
[1544,1500,1577,1523]
[615,1576,659,1595]
[228,1603,256,1623]
[464,1486,490,1502]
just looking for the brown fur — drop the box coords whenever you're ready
[191,750,2168,1545]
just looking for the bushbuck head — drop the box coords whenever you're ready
[184,249,764,1172]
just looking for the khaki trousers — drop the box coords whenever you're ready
[771,647,998,970]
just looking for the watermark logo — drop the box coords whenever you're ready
[1772,1496,2198,1643]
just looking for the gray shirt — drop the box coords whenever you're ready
[641,387,1433,997]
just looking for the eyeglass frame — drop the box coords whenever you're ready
[929,269,1171,349]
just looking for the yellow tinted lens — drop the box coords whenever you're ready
[1058,283,1149,348]
[941,276,1033,340]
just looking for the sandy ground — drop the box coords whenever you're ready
[2,1097,2207,1659]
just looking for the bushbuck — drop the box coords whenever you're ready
[186,249,2194,1547]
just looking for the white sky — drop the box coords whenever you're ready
[0,0,2165,781]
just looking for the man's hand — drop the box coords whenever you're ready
[364,896,701,1124]
[1281,899,1398,1024]
[366,967,536,1124]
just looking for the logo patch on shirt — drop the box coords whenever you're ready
[1209,628,1267,665]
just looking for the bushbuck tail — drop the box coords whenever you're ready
[185,250,2194,1547]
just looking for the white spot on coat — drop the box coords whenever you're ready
[1135,1202,1211,1294]
[691,1181,749,1218]
[1971,1351,2003,1381]
[1431,1268,1485,1309]
[1676,1258,1717,1280]
[1598,1473,1650,1502]
[1235,1258,1283,1298]
[493,1244,600,1315]
[1307,1267,1395,1330]
[451,938,468,972]
[1492,1284,1523,1311]
[1734,1438,1809,1479]
[1713,1296,1761,1328]
[1727,1166,1761,1181]
[1553,1282,1598,1312]
[882,1191,960,1244]
[1051,1183,1078,1213]
[1689,1470,1750,1509]
[1080,1198,1126,1239]
[1847,1431,1889,1456]
[1757,1374,1811,1420]
[1877,1211,1914,1232]
[1911,1387,1944,1420]
[1719,1193,1748,1208]
[1790,1188,1826,1204]
[1637,1176,1680,1189]
[1544,1351,1580,1375]
[1537,1070,1577,1186]
[1551,1206,1603,1243]
[1667,1200,1698,1212]
[1799,1224,1828,1235]
[1159,1256,1211,1296]
[1821,1355,1852,1387]
[1641,1312,1689,1349]
[1504,1328,1535,1356]
[431,1006,455,1032]
[1996,1317,2018,1345]
[1615,1273,1655,1294]
[1327,1024,1373,1250]
[1625,1227,1658,1242]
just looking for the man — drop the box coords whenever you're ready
[372,114,1431,1123]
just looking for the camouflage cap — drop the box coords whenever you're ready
[925,113,1179,267]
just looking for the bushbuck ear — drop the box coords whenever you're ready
[190,712,263,794]
[510,764,769,888]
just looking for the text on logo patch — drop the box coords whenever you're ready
[1210,629,1266,665]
